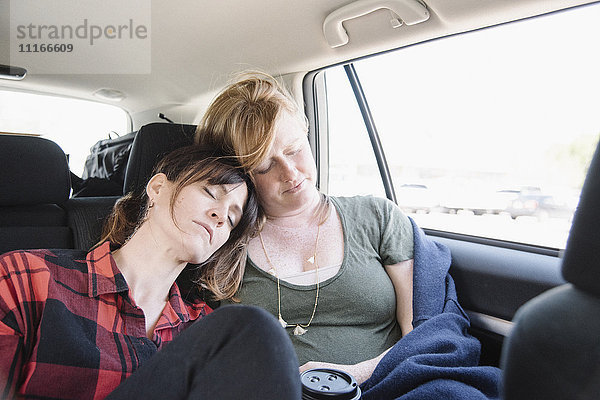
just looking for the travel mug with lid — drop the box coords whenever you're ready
[300,368,361,400]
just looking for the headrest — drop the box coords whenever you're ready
[562,139,600,296]
[0,135,70,206]
[123,123,196,194]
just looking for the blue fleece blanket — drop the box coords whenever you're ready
[360,219,501,399]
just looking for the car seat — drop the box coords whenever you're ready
[0,135,73,254]
[501,141,600,399]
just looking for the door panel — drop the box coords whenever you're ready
[431,233,565,365]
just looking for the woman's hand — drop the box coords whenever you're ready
[300,361,371,385]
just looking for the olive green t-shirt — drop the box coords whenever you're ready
[232,196,414,365]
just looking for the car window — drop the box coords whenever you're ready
[0,90,129,176]
[325,67,386,198]
[324,4,600,250]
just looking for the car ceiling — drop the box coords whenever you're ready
[0,0,595,128]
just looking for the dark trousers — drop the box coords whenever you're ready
[106,305,301,400]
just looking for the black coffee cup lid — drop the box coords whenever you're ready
[300,368,361,399]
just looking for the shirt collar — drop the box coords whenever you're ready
[86,241,129,297]
[158,283,202,327]
[86,242,210,325]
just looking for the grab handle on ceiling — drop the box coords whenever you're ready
[323,0,430,48]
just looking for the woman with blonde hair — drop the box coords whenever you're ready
[0,145,301,399]
[196,73,415,385]
[196,71,503,400]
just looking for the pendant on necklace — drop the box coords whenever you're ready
[278,316,288,328]
[293,325,307,336]
[307,256,315,264]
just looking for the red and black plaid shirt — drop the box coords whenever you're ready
[0,242,212,400]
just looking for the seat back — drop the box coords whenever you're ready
[501,141,600,399]
[0,135,73,254]
[66,196,120,250]
[123,122,196,194]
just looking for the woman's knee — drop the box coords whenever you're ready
[213,305,296,355]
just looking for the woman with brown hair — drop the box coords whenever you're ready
[0,145,301,399]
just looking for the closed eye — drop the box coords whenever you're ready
[286,147,301,156]
[204,187,216,199]
[255,163,273,175]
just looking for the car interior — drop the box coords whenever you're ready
[1,0,599,397]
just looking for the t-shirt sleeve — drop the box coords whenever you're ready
[378,197,414,265]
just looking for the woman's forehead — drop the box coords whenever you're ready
[224,182,249,210]
[272,113,306,146]
[275,109,305,132]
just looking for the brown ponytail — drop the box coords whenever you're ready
[97,191,147,247]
